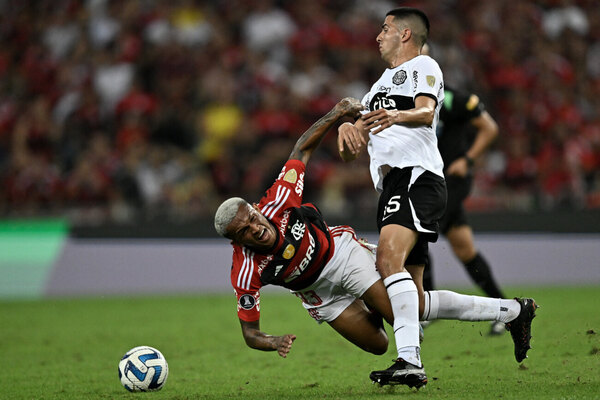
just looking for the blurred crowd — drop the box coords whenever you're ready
[1,0,599,224]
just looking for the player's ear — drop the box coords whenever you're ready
[252,203,260,212]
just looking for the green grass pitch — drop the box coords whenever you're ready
[1,286,599,399]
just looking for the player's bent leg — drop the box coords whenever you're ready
[445,225,477,262]
[421,290,520,322]
[360,279,394,326]
[376,224,417,278]
[328,299,388,355]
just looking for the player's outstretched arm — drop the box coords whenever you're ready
[289,97,363,165]
[361,95,436,135]
[338,118,369,162]
[239,319,296,358]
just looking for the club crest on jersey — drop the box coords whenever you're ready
[426,75,436,87]
[239,294,256,310]
[393,70,407,85]
[283,244,295,259]
[290,220,305,241]
[283,169,298,184]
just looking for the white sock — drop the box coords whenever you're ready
[422,290,520,322]
[383,272,421,367]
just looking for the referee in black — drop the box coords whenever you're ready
[422,45,508,335]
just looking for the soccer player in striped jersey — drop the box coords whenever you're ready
[215,97,398,358]
[215,97,537,386]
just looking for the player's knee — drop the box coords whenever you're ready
[454,246,476,263]
[376,251,405,277]
[365,331,389,355]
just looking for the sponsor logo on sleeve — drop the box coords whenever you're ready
[283,169,298,184]
[239,294,256,310]
[295,172,304,195]
[426,75,436,87]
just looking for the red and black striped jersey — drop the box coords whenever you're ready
[230,159,335,322]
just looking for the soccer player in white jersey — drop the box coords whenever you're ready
[215,96,538,385]
[338,8,537,388]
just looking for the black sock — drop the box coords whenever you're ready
[423,256,434,291]
[464,252,505,299]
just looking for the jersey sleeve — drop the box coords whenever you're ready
[231,246,262,322]
[234,286,261,322]
[412,56,444,105]
[360,91,371,112]
[453,90,485,122]
[258,159,306,213]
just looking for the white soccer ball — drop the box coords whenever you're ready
[118,346,169,392]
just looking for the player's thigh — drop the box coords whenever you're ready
[446,224,477,261]
[377,224,418,277]
[328,299,389,355]
[360,279,393,326]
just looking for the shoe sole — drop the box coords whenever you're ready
[370,372,428,389]
[510,299,539,362]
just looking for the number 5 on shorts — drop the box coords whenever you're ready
[383,195,402,220]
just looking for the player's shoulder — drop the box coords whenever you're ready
[232,244,272,268]
[232,244,255,264]
[259,159,306,212]
[411,55,441,69]
[445,85,483,113]
[231,245,265,289]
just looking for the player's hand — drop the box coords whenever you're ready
[446,157,469,177]
[338,122,366,160]
[361,109,399,135]
[336,97,363,118]
[275,334,296,358]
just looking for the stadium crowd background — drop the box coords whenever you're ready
[1,0,599,225]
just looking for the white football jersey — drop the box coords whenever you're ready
[361,55,445,192]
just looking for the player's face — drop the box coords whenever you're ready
[377,16,403,62]
[227,203,277,250]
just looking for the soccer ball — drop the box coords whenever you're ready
[118,346,169,392]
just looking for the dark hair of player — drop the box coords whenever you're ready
[386,7,430,47]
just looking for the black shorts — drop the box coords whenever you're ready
[439,174,472,234]
[377,167,447,265]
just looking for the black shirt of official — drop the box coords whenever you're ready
[436,86,486,169]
